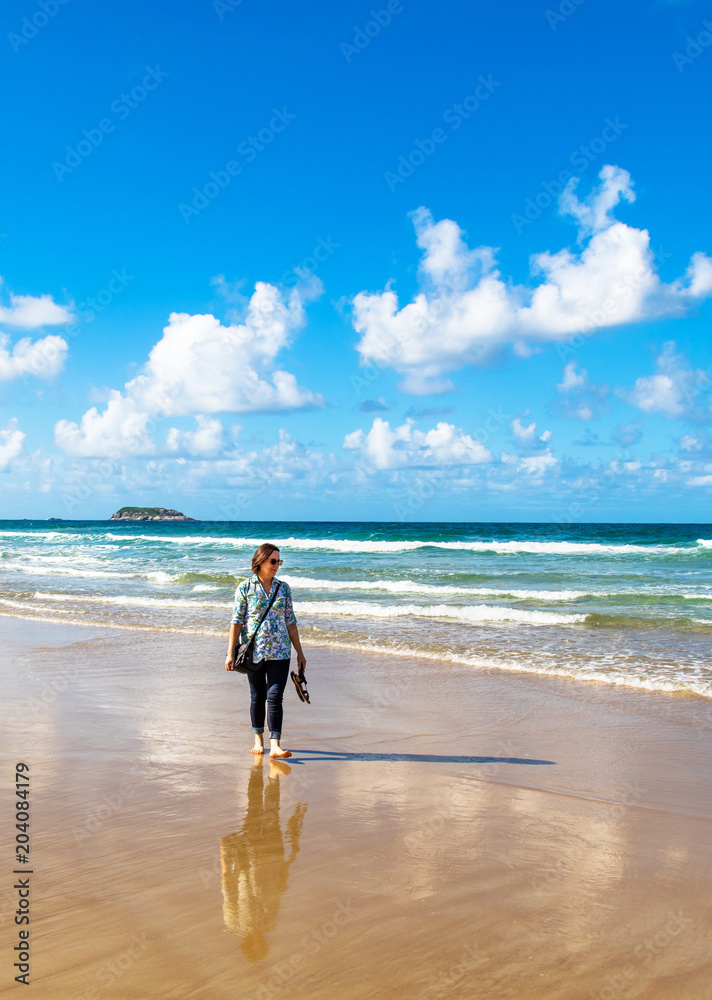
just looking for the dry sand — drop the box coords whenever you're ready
[1,614,711,999]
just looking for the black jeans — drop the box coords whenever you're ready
[248,659,290,739]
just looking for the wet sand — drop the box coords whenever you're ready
[1,613,712,999]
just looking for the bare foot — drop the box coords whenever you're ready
[269,738,291,758]
[251,736,264,755]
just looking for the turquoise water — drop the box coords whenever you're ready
[1,520,711,697]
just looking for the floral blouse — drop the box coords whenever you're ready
[231,576,297,662]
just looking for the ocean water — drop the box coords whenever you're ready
[1,520,711,698]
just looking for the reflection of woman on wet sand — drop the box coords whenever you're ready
[220,760,306,962]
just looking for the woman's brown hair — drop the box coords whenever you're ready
[251,543,280,575]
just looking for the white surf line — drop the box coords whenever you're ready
[0,608,224,637]
[307,637,712,699]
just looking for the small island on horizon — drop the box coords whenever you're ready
[109,507,196,522]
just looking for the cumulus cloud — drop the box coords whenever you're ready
[500,447,558,478]
[511,416,548,445]
[677,431,712,484]
[558,164,635,235]
[215,429,331,508]
[510,414,551,448]
[518,451,558,475]
[46,428,331,514]
[676,432,712,456]
[166,416,224,457]
[553,361,609,420]
[511,417,536,442]
[343,418,492,469]
[220,430,328,484]
[0,333,68,381]
[0,279,72,382]
[619,342,712,420]
[558,362,587,393]
[0,278,74,329]
[0,418,25,470]
[55,393,157,457]
[260,428,329,480]
[679,434,700,452]
[352,166,712,392]
[128,281,322,416]
[55,279,323,457]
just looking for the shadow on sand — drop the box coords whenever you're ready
[290,749,556,765]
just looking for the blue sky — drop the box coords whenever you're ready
[1,0,711,521]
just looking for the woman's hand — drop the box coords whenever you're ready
[287,623,306,673]
[226,622,241,670]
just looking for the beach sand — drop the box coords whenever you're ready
[1,613,711,999]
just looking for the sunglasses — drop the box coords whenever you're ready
[269,558,284,566]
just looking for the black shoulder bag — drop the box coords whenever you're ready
[232,581,281,674]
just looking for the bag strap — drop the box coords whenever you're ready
[244,581,281,645]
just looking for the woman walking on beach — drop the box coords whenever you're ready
[225,543,307,759]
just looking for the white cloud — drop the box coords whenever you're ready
[0,275,73,382]
[553,361,609,421]
[0,277,74,329]
[166,416,224,457]
[129,282,321,416]
[500,448,558,477]
[0,419,25,470]
[511,417,537,442]
[674,432,712,459]
[29,428,332,514]
[519,450,558,475]
[343,418,492,469]
[511,415,551,447]
[679,434,700,452]
[620,342,712,420]
[627,373,683,417]
[261,427,328,480]
[12,423,712,514]
[681,252,712,298]
[55,279,323,457]
[558,362,587,392]
[212,429,331,500]
[352,166,712,392]
[55,393,156,457]
[558,163,634,235]
[0,333,68,382]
